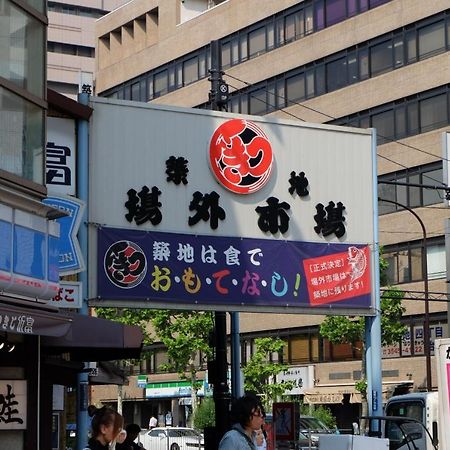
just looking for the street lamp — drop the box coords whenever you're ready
[378,198,432,392]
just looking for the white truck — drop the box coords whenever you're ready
[383,391,439,450]
[380,337,450,450]
[318,338,450,449]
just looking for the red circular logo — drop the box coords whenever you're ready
[209,119,273,194]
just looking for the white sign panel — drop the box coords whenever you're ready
[435,338,450,450]
[46,117,76,195]
[278,365,314,395]
[0,380,27,429]
[49,281,83,309]
[88,98,377,314]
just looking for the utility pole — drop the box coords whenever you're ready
[208,40,231,450]
[378,179,450,392]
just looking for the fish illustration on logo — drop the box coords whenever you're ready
[347,246,367,283]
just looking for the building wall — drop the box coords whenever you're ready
[47,0,129,98]
[91,0,450,414]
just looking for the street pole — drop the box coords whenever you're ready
[76,88,90,450]
[209,39,231,448]
[366,130,383,433]
[378,198,432,391]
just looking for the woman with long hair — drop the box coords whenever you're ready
[85,405,125,450]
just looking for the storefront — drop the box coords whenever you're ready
[0,90,144,450]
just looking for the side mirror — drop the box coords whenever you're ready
[432,421,438,447]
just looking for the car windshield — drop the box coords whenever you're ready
[300,417,332,433]
[167,429,202,438]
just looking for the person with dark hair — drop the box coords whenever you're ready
[218,394,266,450]
[116,423,147,450]
[84,405,125,450]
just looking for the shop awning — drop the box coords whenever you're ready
[89,361,128,385]
[42,313,143,361]
[0,299,72,337]
[304,382,412,404]
[304,385,357,404]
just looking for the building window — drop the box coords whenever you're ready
[100,0,393,100]
[371,109,395,144]
[48,1,107,18]
[48,42,95,58]
[326,0,347,27]
[326,56,347,92]
[1,1,45,98]
[382,238,445,285]
[322,338,362,362]
[153,348,169,372]
[217,12,450,118]
[378,162,443,214]
[290,336,310,364]
[286,73,306,102]
[248,27,266,58]
[370,39,394,76]
[183,57,199,86]
[332,84,450,144]
[418,20,445,59]
[419,92,447,133]
[153,71,168,97]
[0,87,45,184]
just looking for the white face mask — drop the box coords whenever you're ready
[110,429,127,449]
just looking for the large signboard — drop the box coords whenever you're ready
[88,98,377,314]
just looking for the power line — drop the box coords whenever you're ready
[381,288,449,303]
[224,72,449,187]
[378,229,443,237]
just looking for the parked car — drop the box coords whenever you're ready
[299,416,334,443]
[138,427,204,450]
[265,413,332,447]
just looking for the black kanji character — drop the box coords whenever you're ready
[188,191,225,230]
[0,384,23,424]
[125,185,162,225]
[288,171,309,197]
[255,196,291,234]
[314,201,346,238]
[166,156,189,185]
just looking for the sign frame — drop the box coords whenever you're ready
[88,98,378,316]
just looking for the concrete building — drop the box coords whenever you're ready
[47,0,128,98]
[0,3,143,449]
[92,0,450,431]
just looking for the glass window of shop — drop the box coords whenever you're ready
[0,86,44,184]
[0,1,45,98]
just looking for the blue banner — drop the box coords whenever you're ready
[97,227,372,311]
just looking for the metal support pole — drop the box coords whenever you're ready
[76,90,90,450]
[379,198,432,391]
[209,40,223,111]
[366,129,383,433]
[214,312,230,437]
[230,312,242,399]
[209,40,231,448]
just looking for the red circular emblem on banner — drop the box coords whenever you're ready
[209,119,273,194]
